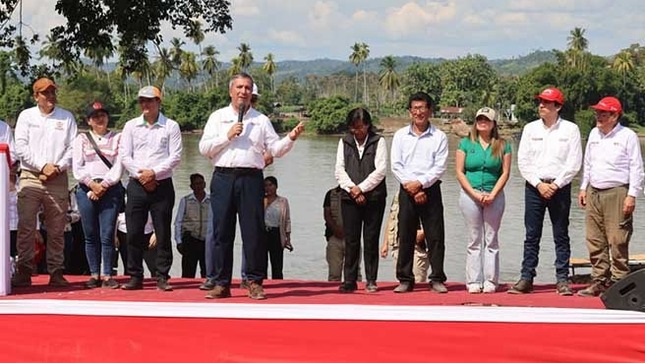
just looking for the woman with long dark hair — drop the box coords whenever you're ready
[455,107,511,293]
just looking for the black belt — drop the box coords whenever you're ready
[215,167,261,175]
[540,178,555,184]
[590,184,628,192]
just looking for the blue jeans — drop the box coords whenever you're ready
[76,184,123,276]
[521,182,571,282]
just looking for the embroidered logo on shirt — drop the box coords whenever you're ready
[55,121,65,130]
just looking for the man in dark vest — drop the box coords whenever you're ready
[334,107,387,293]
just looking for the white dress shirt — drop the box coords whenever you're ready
[119,113,182,180]
[72,131,123,187]
[391,124,448,189]
[335,136,387,193]
[199,105,294,168]
[517,117,582,188]
[14,106,77,172]
[0,120,16,164]
[580,124,644,197]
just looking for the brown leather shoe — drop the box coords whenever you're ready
[11,270,32,287]
[205,285,231,299]
[48,270,69,287]
[556,281,574,296]
[248,281,267,300]
[577,281,606,297]
[507,279,533,294]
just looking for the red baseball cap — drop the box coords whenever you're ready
[590,96,622,113]
[535,87,564,105]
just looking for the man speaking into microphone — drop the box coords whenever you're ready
[199,73,304,300]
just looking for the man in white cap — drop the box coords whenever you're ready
[12,77,77,287]
[577,96,643,297]
[119,85,182,291]
[510,87,582,296]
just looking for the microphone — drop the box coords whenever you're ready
[237,100,246,136]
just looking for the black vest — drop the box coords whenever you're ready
[341,132,387,202]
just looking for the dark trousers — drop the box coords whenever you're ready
[114,230,157,277]
[521,182,572,282]
[181,233,206,278]
[266,227,284,279]
[125,179,174,280]
[396,183,446,284]
[342,198,386,284]
[210,168,266,286]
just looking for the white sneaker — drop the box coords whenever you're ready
[467,284,482,294]
[482,282,497,293]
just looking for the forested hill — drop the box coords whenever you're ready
[270,50,557,82]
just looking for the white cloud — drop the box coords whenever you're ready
[384,1,457,38]
[267,29,305,46]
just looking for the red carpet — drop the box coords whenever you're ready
[1,276,644,362]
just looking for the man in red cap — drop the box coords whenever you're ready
[12,77,77,287]
[510,87,582,295]
[577,97,643,297]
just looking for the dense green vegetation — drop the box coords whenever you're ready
[0,3,642,138]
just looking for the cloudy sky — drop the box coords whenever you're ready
[16,0,645,62]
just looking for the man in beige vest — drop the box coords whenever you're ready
[174,173,210,278]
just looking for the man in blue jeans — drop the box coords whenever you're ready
[510,87,582,295]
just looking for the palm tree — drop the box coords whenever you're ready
[179,51,199,91]
[237,43,253,72]
[153,47,174,90]
[349,42,362,102]
[263,53,277,93]
[613,50,635,87]
[169,37,185,69]
[186,20,205,54]
[359,42,370,105]
[85,44,114,82]
[228,57,242,77]
[566,27,588,69]
[39,34,63,67]
[202,45,221,89]
[379,55,399,103]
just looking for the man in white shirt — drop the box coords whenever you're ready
[510,87,582,296]
[174,173,210,278]
[12,78,77,287]
[119,86,182,291]
[391,92,448,294]
[199,73,304,300]
[577,97,643,297]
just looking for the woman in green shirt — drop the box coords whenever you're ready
[455,107,512,293]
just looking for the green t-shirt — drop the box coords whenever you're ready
[458,137,512,192]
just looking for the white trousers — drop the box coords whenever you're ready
[459,189,505,287]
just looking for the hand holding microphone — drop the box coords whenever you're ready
[227,100,247,140]
[236,100,247,136]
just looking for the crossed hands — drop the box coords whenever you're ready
[39,163,61,182]
[138,169,158,192]
[537,182,558,200]
[403,181,427,205]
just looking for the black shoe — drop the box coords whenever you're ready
[85,277,101,289]
[365,281,378,293]
[199,279,215,291]
[121,277,144,290]
[393,282,414,293]
[102,278,120,289]
[157,277,173,292]
[339,282,358,293]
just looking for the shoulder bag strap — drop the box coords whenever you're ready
[85,131,113,169]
